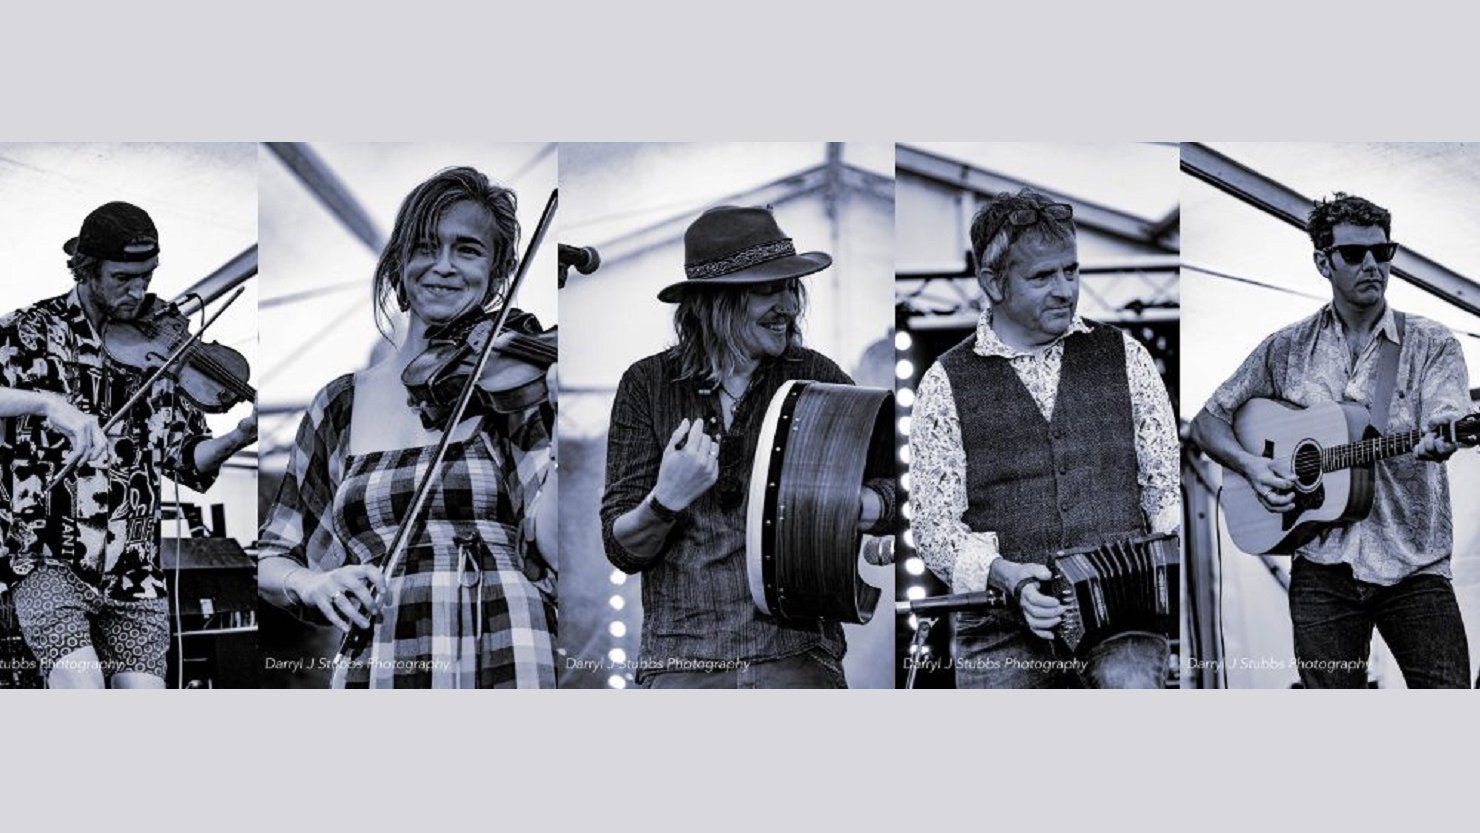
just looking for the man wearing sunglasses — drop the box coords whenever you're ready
[911,188,1182,688]
[601,206,896,688]
[1190,192,1471,688]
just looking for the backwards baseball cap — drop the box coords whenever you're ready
[63,201,159,262]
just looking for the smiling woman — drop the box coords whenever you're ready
[256,165,559,689]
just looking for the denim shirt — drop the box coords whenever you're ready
[601,346,896,678]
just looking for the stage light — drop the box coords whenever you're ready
[609,569,627,586]
[905,557,924,576]
[898,445,910,465]
[895,359,914,380]
[898,416,911,437]
[902,501,912,520]
[608,621,627,638]
[906,585,925,601]
[900,472,910,492]
[607,674,626,689]
[903,529,914,548]
[897,388,915,408]
[608,648,627,664]
[609,595,625,611]
[894,331,912,351]
[908,614,919,630]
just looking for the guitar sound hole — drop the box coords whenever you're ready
[1292,441,1322,491]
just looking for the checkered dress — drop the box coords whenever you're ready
[259,374,556,688]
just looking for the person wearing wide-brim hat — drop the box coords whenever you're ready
[0,201,258,689]
[600,205,897,689]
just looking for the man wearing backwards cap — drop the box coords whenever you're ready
[0,201,257,688]
[909,188,1181,688]
[601,206,896,688]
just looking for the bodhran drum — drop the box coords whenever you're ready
[745,380,894,624]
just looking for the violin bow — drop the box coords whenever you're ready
[333,188,558,670]
[45,286,248,493]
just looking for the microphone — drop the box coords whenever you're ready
[894,589,1007,616]
[558,244,601,275]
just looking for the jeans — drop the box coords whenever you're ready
[1288,559,1470,689]
[639,648,848,689]
[953,609,1168,689]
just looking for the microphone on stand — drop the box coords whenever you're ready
[557,244,600,288]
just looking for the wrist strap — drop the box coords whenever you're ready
[1011,576,1038,602]
[647,493,680,523]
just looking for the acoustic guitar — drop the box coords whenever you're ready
[1220,398,1480,554]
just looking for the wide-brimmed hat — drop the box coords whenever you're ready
[656,206,832,302]
[63,201,159,262]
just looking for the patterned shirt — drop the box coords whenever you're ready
[1204,303,1471,584]
[0,289,215,600]
[910,310,1181,592]
[601,346,897,678]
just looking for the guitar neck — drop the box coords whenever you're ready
[1319,409,1480,472]
[1320,428,1427,473]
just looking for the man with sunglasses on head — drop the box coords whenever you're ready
[1190,192,1471,688]
[910,188,1181,688]
[601,206,896,688]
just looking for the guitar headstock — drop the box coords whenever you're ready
[1449,412,1480,447]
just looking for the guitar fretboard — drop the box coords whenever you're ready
[1319,429,1426,473]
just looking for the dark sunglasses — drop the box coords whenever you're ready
[1324,242,1399,265]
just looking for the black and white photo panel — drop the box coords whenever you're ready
[255,143,559,689]
[895,142,1183,689]
[0,143,259,689]
[558,142,898,689]
[1181,142,1480,689]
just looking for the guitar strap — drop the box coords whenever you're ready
[1368,310,1406,432]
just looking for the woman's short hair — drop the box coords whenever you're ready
[374,166,520,339]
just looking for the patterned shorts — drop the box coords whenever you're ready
[11,565,170,680]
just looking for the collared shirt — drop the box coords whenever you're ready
[910,310,1181,592]
[1204,303,1471,585]
[601,346,897,678]
[0,289,215,600]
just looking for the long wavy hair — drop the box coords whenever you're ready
[373,166,520,341]
[670,279,807,384]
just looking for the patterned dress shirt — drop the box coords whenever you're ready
[0,289,215,600]
[910,310,1181,592]
[1204,303,1471,584]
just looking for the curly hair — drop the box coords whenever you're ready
[373,166,520,340]
[1306,192,1391,250]
[670,279,806,384]
[969,188,1076,281]
[67,251,102,283]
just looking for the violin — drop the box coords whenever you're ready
[102,294,255,413]
[401,306,557,429]
[334,188,559,673]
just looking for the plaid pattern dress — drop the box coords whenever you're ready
[259,374,556,688]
